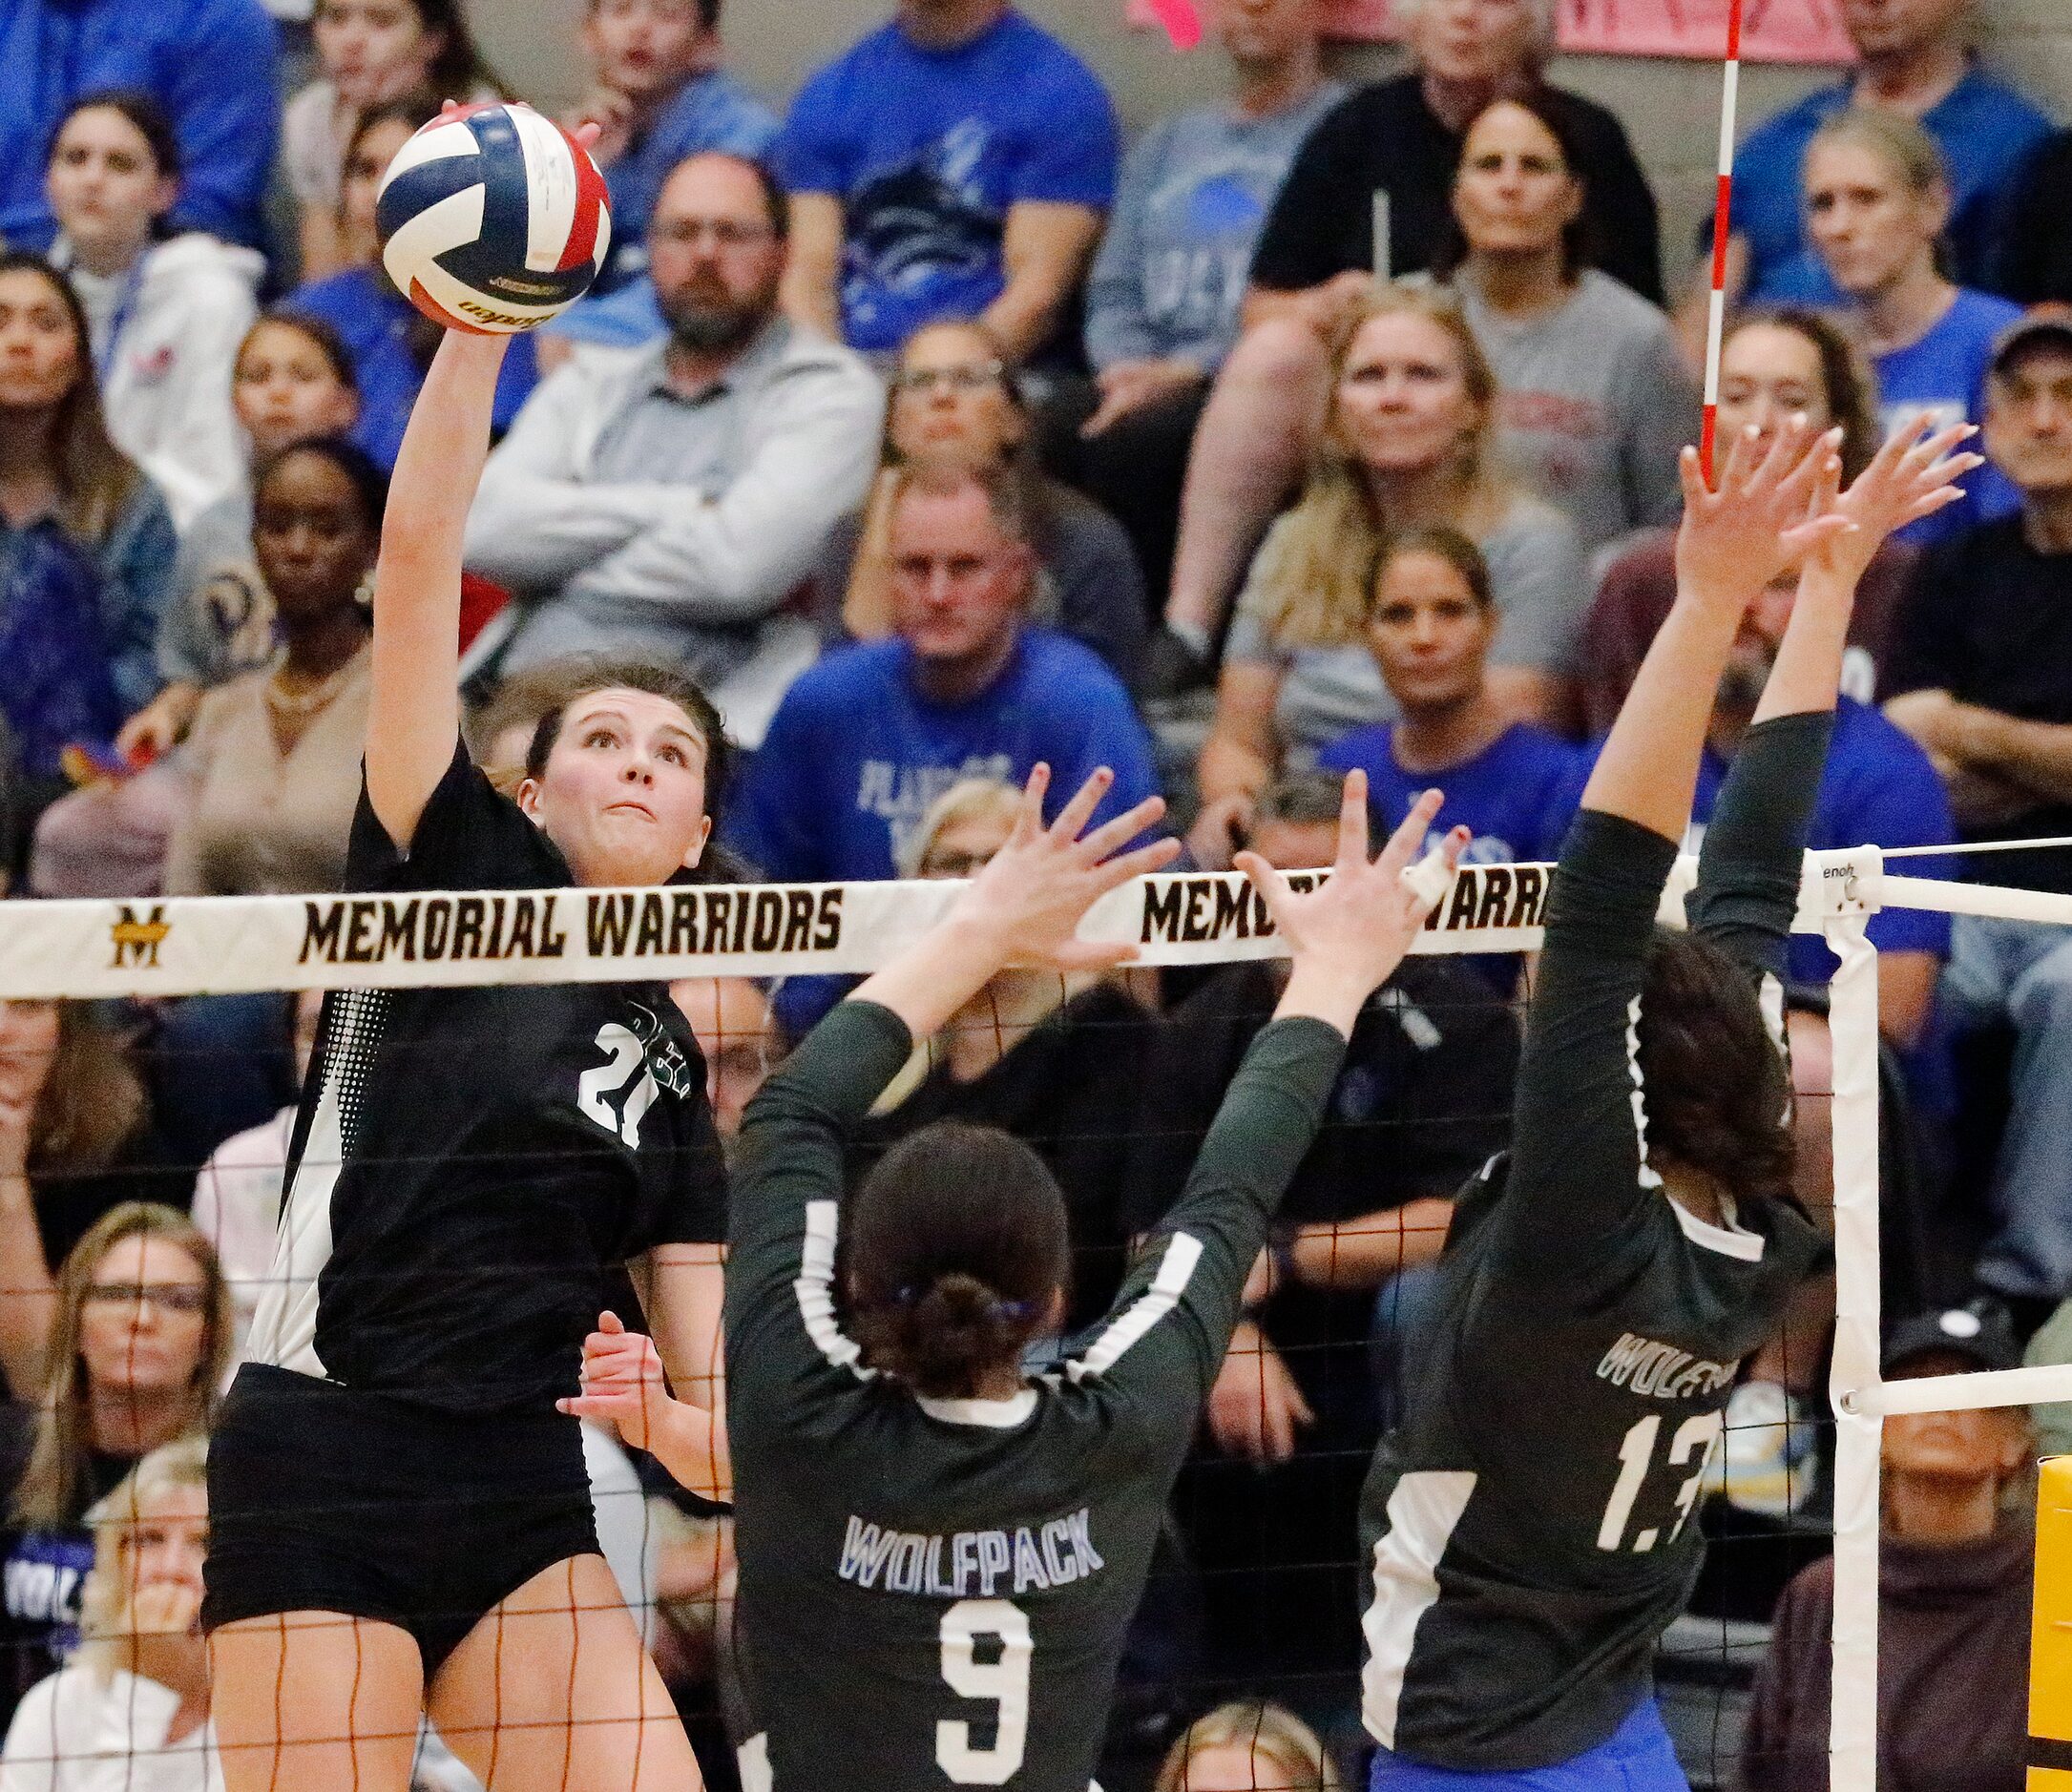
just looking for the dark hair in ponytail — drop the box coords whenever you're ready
[848,1122,1069,1399]
[1634,928,1795,1207]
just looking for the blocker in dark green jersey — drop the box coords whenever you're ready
[1358,714,1832,1773]
[724,998,1348,1792]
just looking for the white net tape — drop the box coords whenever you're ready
[6,843,2063,1790]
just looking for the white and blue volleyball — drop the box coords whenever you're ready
[375,102,611,335]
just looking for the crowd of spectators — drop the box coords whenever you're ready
[6,0,2072,1783]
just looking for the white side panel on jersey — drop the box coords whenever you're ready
[737,1733,771,1792]
[242,1077,339,1378]
[1360,1469,1477,1750]
[509,103,577,271]
[1064,1232,1204,1383]
[795,1199,869,1377]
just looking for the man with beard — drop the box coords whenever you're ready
[466,151,884,733]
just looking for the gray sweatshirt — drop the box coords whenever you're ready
[1082,82,1347,372]
[1442,268,1700,555]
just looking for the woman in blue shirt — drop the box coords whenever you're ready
[1796,107,2019,544]
[1317,525,1580,893]
[0,253,176,874]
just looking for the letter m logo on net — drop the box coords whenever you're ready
[110,905,170,970]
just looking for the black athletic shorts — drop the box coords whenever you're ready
[202,1363,602,1677]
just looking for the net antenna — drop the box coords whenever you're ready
[1814,854,2072,1792]
[1700,0,1748,482]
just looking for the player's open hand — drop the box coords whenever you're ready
[950,765,1180,972]
[1236,777,1466,1007]
[1674,415,1852,612]
[557,1310,669,1450]
[1810,411,1982,585]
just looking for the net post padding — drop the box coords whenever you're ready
[2032,1458,2072,1787]
[1823,906,1883,1792]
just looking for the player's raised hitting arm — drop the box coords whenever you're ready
[364,105,603,851]
[363,330,510,851]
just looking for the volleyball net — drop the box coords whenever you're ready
[0,850,2063,1792]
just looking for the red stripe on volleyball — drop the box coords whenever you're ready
[555,131,611,272]
[410,279,493,335]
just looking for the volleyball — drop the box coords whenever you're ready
[375,101,611,336]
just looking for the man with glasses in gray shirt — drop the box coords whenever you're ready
[465,151,884,742]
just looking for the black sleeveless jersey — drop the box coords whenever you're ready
[247,744,727,1412]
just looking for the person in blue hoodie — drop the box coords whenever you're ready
[0,0,278,253]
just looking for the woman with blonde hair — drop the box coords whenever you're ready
[815,319,1145,688]
[1198,282,1586,808]
[0,1206,227,1721]
[1155,1701,1344,1792]
[1796,107,2021,544]
[851,775,1160,1327]
[0,1437,217,1792]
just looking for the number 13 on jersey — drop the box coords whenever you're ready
[1596,1412,1723,1553]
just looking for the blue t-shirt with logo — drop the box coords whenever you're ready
[1318,719,1583,869]
[726,627,1158,885]
[599,69,780,291]
[1727,63,2053,302]
[776,10,1120,353]
[1319,720,1582,991]
[1082,83,1348,373]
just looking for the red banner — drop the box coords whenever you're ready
[1126,0,1854,64]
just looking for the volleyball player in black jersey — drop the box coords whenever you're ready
[564,762,1470,1792]
[1355,411,1982,1790]
[201,327,730,1792]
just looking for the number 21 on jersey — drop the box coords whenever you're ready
[578,1023,661,1147]
[938,1599,1032,1784]
[1595,1412,1723,1553]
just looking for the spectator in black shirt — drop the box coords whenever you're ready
[1154,0,1659,688]
[1883,308,2072,1303]
[0,1204,228,1728]
[1993,131,2072,308]
[1129,771,1517,1700]
[850,776,1159,1328]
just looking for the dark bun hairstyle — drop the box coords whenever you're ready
[848,1121,1069,1399]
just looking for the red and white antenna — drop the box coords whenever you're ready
[1701,0,1748,482]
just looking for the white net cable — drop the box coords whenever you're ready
[3,844,2060,1791]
